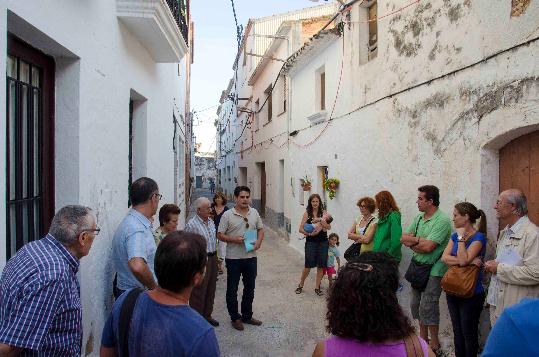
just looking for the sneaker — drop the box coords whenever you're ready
[242,317,262,326]
[231,319,244,331]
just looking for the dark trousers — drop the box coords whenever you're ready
[225,257,257,321]
[446,292,485,357]
[190,254,218,318]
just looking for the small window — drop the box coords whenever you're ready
[277,76,287,114]
[315,66,326,112]
[368,1,378,60]
[320,71,326,111]
[254,99,260,130]
[243,45,247,67]
[265,85,272,122]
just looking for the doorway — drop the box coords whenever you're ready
[258,162,266,218]
[499,130,539,227]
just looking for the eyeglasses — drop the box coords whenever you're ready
[244,217,249,229]
[359,205,367,208]
[82,227,101,236]
[153,193,163,201]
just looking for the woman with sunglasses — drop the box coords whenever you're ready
[296,193,331,296]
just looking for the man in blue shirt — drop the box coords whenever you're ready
[0,205,98,356]
[101,231,220,357]
[482,298,539,356]
[112,177,161,298]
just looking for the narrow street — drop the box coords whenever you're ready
[187,188,327,356]
[187,188,456,357]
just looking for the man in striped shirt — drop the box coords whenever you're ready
[0,205,98,356]
[185,197,219,327]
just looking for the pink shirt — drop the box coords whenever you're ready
[325,336,429,357]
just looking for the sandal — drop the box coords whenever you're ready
[315,288,324,296]
[295,285,303,294]
[431,346,443,357]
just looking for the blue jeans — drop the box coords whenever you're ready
[446,292,485,357]
[225,257,257,321]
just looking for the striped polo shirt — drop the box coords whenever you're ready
[185,215,217,253]
[0,234,82,356]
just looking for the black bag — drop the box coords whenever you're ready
[118,288,144,357]
[344,217,374,260]
[404,218,433,292]
[405,260,433,292]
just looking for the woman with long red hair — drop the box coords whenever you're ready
[373,191,403,262]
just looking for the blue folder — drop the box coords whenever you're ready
[244,229,257,252]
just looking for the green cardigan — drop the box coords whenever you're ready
[373,211,403,262]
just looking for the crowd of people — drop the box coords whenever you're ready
[297,185,539,357]
[0,178,538,357]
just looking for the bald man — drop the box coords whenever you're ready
[185,197,220,327]
[485,189,539,325]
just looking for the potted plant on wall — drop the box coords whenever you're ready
[324,178,340,200]
[300,175,312,191]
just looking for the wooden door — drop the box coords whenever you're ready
[499,130,539,228]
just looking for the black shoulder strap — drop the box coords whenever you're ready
[118,288,144,357]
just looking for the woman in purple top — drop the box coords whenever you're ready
[441,202,487,357]
[313,252,434,357]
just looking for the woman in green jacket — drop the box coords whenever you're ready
[373,191,403,262]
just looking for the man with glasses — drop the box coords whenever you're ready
[112,177,160,299]
[0,205,97,356]
[185,197,219,327]
[485,189,539,325]
[217,186,264,331]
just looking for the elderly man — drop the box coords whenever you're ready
[485,189,539,325]
[185,197,219,327]
[112,177,161,298]
[0,205,98,356]
[100,231,220,356]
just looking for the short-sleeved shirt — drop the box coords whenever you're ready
[185,215,217,253]
[112,209,157,290]
[0,234,82,356]
[217,207,264,259]
[449,231,487,295]
[101,290,220,357]
[406,209,452,277]
[327,246,340,267]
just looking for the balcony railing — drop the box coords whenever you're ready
[166,0,189,45]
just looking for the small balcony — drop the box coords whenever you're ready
[117,0,189,63]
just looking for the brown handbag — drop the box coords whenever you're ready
[441,265,480,298]
[404,333,424,357]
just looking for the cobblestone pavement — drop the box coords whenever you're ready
[187,189,459,357]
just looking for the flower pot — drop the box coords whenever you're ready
[302,184,311,191]
[328,183,338,190]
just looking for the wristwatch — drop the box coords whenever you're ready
[457,236,466,243]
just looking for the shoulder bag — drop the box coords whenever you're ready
[404,333,424,357]
[404,219,436,292]
[118,288,144,357]
[441,264,480,298]
[344,217,374,260]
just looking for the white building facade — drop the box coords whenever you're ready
[0,0,192,354]
[231,0,539,258]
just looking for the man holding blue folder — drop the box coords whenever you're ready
[217,186,265,331]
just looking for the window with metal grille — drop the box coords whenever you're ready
[6,36,55,258]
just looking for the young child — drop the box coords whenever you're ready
[324,233,341,285]
[304,213,333,235]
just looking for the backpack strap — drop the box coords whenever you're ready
[404,333,423,357]
[118,288,144,357]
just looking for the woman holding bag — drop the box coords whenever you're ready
[441,202,487,357]
[346,197,377,259]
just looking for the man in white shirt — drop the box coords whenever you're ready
[185,197,219,327]
[485,189,539,325]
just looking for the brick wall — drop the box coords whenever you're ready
[301,15,335,44]
[511,0,531,17]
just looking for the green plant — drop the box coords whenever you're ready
[300,175,311,185]
[324,178,340,200]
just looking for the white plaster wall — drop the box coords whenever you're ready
[1,0,189,354]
